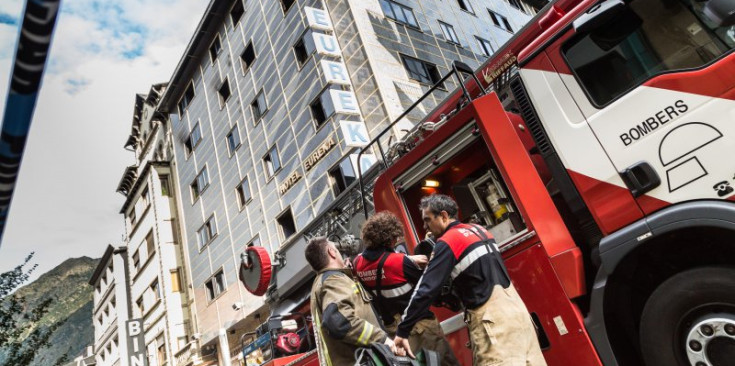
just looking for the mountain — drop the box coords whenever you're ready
[0,256,99,366]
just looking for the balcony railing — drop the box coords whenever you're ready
[174,342,194,366]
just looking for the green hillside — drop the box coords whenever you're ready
[0,256,99,366]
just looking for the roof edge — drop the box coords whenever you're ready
[158,0,231,113]
[89,245,115,286]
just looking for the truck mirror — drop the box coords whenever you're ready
[452,61,474,74]
[704,0,735,26]
[573,0,627,34]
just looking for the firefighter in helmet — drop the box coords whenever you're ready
[353,211,461,365]
[393,194,546,366]
[305,237,393,366]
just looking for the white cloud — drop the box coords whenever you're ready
[0,0,208,279]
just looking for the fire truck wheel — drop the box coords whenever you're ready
[639,266,735,366]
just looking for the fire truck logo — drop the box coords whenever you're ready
[658,122,723,192]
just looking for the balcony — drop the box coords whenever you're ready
[174,342,195,366]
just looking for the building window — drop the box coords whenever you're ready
[156,334,167,366]
[263,146,281,179]
[145,230,155,258]
[198,216,217,249]
[205,270,226,301]
[184,123,202,155]
[226,124,241,154]
[507,0,524,12]
[251,90,268,122]
[280,0,295,13]
[476,36,494,56]
[294,37,308,65]
[140,187,150,208]
[247,235,261,247]
[329,157,357,196]
[191,166,210,200]
[129,208,137,227]
[379,0,419,28]
[439,21,461,45]
[177,83,195,116]
[132,250,141,271]
[401,55,442,86]
[277,209,296,241]
[236,177,251,208]
[209,35,221,63]
[502,18,513,33]
[160,175,171,197]
[150,279,160,303]
[171,269,182,293]
[240,42,255,74]
[218,79,231,108]
[488,10,513,32]
[310,88,336,129]
[135,297,144,317]
[457,0,473,12]
[230,0,244,25]
[562,0,732,106]
[293,31,316,66]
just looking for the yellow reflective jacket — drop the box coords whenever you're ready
[310,268,387,366]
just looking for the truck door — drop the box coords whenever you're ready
[546,0,735,215]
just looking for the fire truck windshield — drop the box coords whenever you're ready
[562,0,735,106]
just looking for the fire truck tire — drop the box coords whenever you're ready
[639,266,735,366]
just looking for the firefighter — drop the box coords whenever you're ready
[305,237,393,366]
[394,194,546,366]
[353,211,461,366]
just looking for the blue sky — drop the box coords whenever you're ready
[0,0,208,280]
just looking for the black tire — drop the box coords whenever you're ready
[640,266,735,366]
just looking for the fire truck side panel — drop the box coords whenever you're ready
[519,57,644,234]
[473,94,583,260]
[373,94,604,365]
[505,243,602,365]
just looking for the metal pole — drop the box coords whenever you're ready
[0,0,61,245]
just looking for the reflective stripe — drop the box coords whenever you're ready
[451,246,489,279]
[357,322,374,345]
[313,310,333,366]
[381,282,413,298]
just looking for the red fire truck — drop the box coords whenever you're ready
[238,0,735,364]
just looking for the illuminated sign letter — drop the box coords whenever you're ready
[331,90,359,115]
[340,121,370,147]
[313,33,341,57]
[305,7,333,31]
[321,60,350,85]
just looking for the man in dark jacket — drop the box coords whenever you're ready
[306,237,392,366]
[394,194,546,366]
[354,211,460,365]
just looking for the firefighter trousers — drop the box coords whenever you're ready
[386,315,461,366]
[465,284,547,366]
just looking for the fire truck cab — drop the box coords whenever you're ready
[241,0,735,365]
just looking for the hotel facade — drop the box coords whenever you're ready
[156,0,534,364]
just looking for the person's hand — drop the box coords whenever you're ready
[393,336,415,358]
[384,337,396,353]
[407,255,428,268]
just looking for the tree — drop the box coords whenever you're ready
[0,253,67,366]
